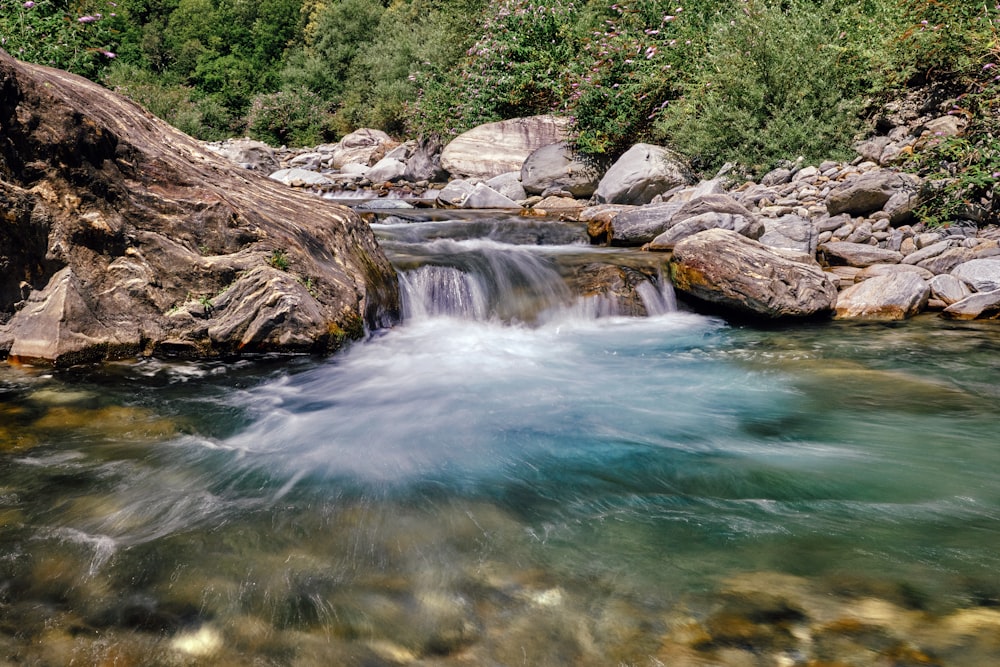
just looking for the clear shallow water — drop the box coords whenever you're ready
[2,214,1000,665]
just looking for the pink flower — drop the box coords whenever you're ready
[23,1,35,8]
[78,15,98,23]
[100,51,116,58]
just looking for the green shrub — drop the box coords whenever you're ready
[247,87,336,146]
[655,0,869,176]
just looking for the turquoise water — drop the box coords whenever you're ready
[1,214,999,665]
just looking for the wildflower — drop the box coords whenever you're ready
[23,1,35,7]
[100,51,116,58]
[984,63,997,70]
[78,15,98,23]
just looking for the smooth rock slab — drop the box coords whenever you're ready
[759,215,816,254]
[950,258,1000,292]
[819,242,904,268]
[941,289,1000,320]
[669,229,837,319]
[461,183,522,209]
[834,272,930,320]
[441,115,570,180]
[929,274,972,305]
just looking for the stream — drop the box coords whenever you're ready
[1,211,999,665]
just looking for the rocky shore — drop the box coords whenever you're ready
[211,108,999,326]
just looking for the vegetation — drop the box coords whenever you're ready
[1,0,996,219]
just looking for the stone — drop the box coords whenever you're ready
[485,172,528,202]
[593,143,690,205]
[929,274,972,305]
[884,188,919,225]
[669,229,838,319]
[436,179,476,207]
[330,128,394,168]
[648,212,760,251]
[460,183,522,209]
[834,273,930,320]
[565,263,659,317]
[268,168,334,187]
[854,136,892,164]
[916,247,978,275]
[827,266,862,288]
[520,142,601,197]
[441,115,571,179]
[0,53,398,364]
[287,151,324,171]
[365,157,407,183]
[941,289,1000,320]
[950,258,1000,292]
[856,264,934,282]
[819,242,904,268]
[203,138,279,172]
[403,137,449,183]
[826,171,920,216]
[901,239,950,265]
[760,168,792,186]
[593,202,685,246]
[920,114,967,138]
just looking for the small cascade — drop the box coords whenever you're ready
[399,266,490,320]
[637,274,678,315]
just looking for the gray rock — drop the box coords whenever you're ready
[403,137,449,183]
[486,172,528,202]
[826,171,920,216]
[520,142,600,197]
[759,215,817,254]
[854,136,892,164]
[268,168,334,187]
[760,168,792,186]
[834,272,930,320]
[365,157,407,183]
[441,115,571,180]
[919,115,967,138]
[941,289,1000,320]
[648,212,759,251]
[670,229,837,319]
[593,143,690,205]
[929,274,972,305]
[204,138,279,172]
[598,202,685,246]
[460,183,522,209]
[884,188,919,225]
[436,179,476,207]
[916,247,978,275]
[288,151,324,171]
[815,214,852,234]
[950,258,1000,292]
[819,242,903,267]
[902,239,950,265]
[330,128,394,168]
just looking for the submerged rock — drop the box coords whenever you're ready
[669,229,837,319]
[0,52,399,365]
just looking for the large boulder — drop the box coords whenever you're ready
[441,115,571,180]
[834,273,930,320]
[0,53,399,365]
[669,229,837,319]
[403,137,449,183]
[593,143,690,205]
[950,258,1000,292]
[330,128,395,168]
[826,171,920,217]
[520,142,601,197]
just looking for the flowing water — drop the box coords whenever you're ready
[2,212,1000,665]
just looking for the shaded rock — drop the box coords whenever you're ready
[951,258,1000,292]
[826,171,920,216]
[942,289,1000,320]
[929,274,972,305]
[827,266,863,288]
[460,183,522,209]
[330,128,394,168]
[759,215,816,254]
[0,53,398,364]
[594,202,684,246]
[648,212,759,251]
[669,229,837,319]
[819,242,904,267]
[835,272,930,320]
[520,141,600,197]
[436,179,475,207]
[403,137,448,183]
[884,188,920,225]
[441,115,570,180]
[365,157,407,183]
[203,138,279,172]
[268,168,333,187]
[485,172,528,202]
[593,143,690,205]
[565,263,659,317]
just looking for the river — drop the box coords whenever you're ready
[1,211,999,665]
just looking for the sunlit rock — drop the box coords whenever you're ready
[593,143,691,205]
[442,115,571,180]
[835,272,930,320]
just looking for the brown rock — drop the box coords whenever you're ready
[834,273,930,320]
[669,229,837,319]
[0,53,399,365]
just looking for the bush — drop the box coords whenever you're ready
[247,88,336,146]
[654,0,869,176]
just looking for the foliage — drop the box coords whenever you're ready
[246,87,336,146]
[268,249,290,271]
[0,0,122,79]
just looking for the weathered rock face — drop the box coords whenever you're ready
[834,272,930,320]
[0,52,399,365]
[669,229,837,319]
[441,115,571,180]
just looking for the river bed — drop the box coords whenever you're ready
[1,212,999,665]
